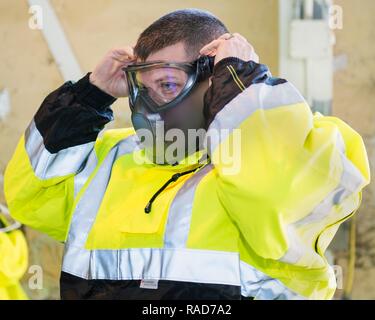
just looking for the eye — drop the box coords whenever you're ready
[160,82,178,93]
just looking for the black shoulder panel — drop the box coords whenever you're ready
[34,73,116,153]
[203,57,286,129]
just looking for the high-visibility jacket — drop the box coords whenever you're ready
[0,214,28,300]
[4,58,370,300]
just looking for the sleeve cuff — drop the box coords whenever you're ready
[73,73,117,110]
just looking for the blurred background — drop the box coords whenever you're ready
[0,0,374,299]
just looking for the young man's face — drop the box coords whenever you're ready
[135,41,210,161]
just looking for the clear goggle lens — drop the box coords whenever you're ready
[132,67,190,106]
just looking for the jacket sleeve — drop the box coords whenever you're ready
[4,73,115,241]
[204,57,371,265]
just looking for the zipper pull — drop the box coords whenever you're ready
[144,168,200,214]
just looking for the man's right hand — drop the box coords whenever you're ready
[89,46,136,98]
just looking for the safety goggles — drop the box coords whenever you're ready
[122,56,213,112]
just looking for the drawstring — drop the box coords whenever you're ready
[144,166,203,214]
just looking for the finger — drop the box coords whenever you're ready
[200,33,232,53]
[115,45,135,55]
[200,33,238,54]
[232,33,256,52]
[112,46,135,60]
[199,39,224,54]
[199,40,216,53]
[115,51,135,61]
[111,54,137,65]
[112,55,136,64]
[231,33,254,51]
[204,49,217,57]
[218,33,234,40]
[253,52,260,63]
[198,49,217,58]
[232,33,247,42]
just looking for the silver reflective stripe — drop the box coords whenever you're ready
[62,245,241,285]
[164,164,213,248]
[25,119,95,180]
[206,81,305,153]
[73,149,97,197]
[297,154,364,226]
[279,134,366,264]
[278,225,307,265]
[240,261,304,300]
[66,134,140,246]
[336,128,346,155]
[63,244,302,299]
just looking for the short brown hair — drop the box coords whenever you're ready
[134,8,229,61]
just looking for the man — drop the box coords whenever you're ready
[4,9,370,300]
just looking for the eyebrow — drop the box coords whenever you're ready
[145,59,192,64]
[154,76,182,83]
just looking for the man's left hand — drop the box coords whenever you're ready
[199,33,259,65]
